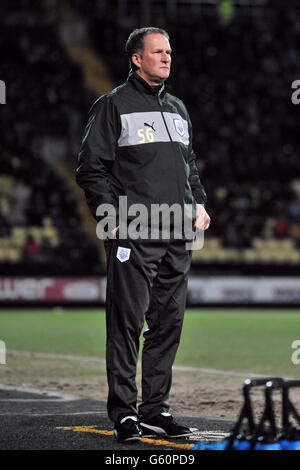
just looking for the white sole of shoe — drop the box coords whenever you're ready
[114,430,142,442]
[140,422,167,435]
[140,422,194,438]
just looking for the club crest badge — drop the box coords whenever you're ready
[116,246,131,263]
[174,119,185,137]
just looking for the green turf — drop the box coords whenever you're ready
[1,308,300,376]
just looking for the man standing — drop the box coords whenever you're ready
[76,27,210,443]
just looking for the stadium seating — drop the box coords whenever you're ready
[0,1,102,276]
[1,0,300,276]
[87,2,300,273]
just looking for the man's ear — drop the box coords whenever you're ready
[131,52,141,69]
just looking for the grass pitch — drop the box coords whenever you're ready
[0,308,300,377]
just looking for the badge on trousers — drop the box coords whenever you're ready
[116,246,131,263]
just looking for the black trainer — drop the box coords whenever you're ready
[139,412,195,438]
[114,416,142,443]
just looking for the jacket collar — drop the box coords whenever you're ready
[127,71,167,98]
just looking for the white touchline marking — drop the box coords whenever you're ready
[55,425,98,429]
[8,349,105,364]
[0,383,80,402]
[192,431,229,437]
[206,432,228,435]
[172,365,295,379]
[191,432,229,442]
[7,349,296,379]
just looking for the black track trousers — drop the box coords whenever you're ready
[104,238,192,424]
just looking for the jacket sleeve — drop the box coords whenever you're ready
[75,95,121,220]
[187,113,207,206]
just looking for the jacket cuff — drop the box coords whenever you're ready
[193,189,207,206]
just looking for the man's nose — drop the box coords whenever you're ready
[161,53,170,63]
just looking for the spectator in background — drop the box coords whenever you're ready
[22,234,40,262]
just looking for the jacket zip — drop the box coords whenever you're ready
[157,94,183,203]
[161,111,173,142]
[158,93,172,142]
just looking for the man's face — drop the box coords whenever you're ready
[133,33,171,86]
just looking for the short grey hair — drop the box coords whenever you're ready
[125,27,170,71]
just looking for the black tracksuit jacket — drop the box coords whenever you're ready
[76,72,207,422]
[76,71,207,226]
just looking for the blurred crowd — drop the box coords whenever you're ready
[0,0,100,275]
[1,152,99,275]
[1,0,300,275]
[90,3,300,252]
